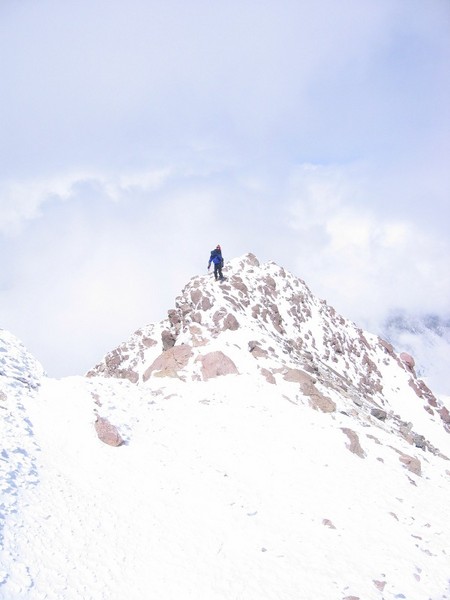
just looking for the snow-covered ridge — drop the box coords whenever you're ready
[1,257,450,599]
[0,329,44,389]
[0,329,44,577]
[88,253,449,452]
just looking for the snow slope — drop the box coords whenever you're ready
[1,256,450,600]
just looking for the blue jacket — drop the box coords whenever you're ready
[208,249,223,266]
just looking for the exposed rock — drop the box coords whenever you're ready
[283,368,316,385]
[379,338,395,356]
[213,308,227,327]
[223,313,239,331]
[413,434,426,449]
[143,345,193,381]
[94,416,124,447]
[322,518,336,529]
[260,368,276,384]
[303,382,336,413]
[161,329,176,351]
[373,580,386,592]
[341,428,366,458]
[398,452,421,476]
[198,351,239,380]
[168,309,182,328]
[202,295,213,311]
[229,275,249,296]
[243,253,260,267]
[192,312,202,324]
[400,352,415,371]
[439,406,450,424]
[371,408,387,421]
[248,341,268,359]
[152,369,179,378]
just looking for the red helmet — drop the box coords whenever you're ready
[216,244,221,249]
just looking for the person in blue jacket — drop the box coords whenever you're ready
[208,244,224,280]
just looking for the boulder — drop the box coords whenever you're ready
[198,351,238,380]
[94,416,124,447]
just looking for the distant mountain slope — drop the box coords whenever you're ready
[382,311,450,396]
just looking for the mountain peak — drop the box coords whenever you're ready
[88,254,449,453]
[2,258,450,599]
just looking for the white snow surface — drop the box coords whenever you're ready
[1,255,450,600]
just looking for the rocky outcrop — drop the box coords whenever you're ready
[143,345,193,381]
[86,252,448,463]
[161,330,176,351]
[400,352,415,372]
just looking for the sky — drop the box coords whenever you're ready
[1,0,449,377]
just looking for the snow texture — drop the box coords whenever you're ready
[1,255,449,600]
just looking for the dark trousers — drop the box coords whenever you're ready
[214,263,223,280]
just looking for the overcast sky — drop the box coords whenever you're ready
[1,0,449,378]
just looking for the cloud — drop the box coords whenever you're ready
[285,163,450,324]
[1,0,449,382]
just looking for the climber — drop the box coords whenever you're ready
[208,244,224,281]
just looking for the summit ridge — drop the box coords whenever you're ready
[1,254,450,599]
[88,253,449,452]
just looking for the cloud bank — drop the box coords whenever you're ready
[1,0,449,385]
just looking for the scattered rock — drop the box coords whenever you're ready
[399,452,421,476]
[341,428,366,458]
[373,580,386,591]
[322,518,336,529]
[260,368,276,384]
[412,434,426,449]
[223,313,239,331]
[94,416,124,447]
[248,341,268,359]
[439,406,450,424]
[302,381,336,413]
[371,408,387,421]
